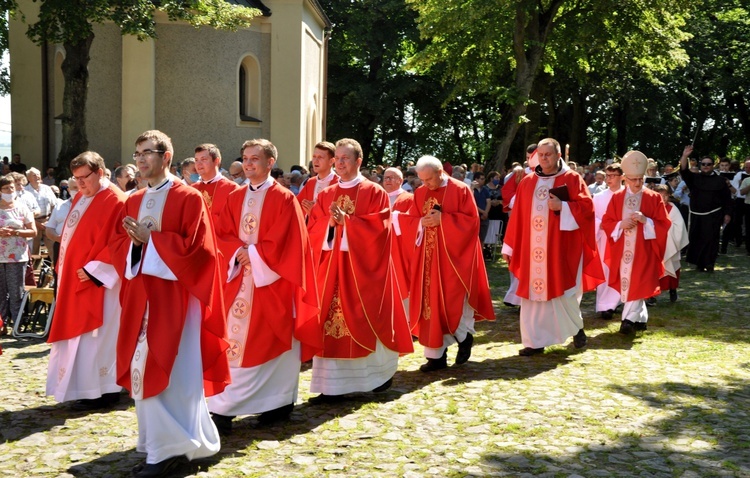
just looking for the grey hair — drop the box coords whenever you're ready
[384,167,403,180]
[415,155,443,173]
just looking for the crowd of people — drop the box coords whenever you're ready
[0,134,744,477]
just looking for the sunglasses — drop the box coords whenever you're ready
[701,162,713,166]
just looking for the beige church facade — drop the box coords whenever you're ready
[9,0,330,171]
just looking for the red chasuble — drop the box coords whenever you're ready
[307,180,413,358]
[504,170,603,300]
[48,185,126,342]
[601,188,670,300]
[399,178,495,348]
[111,182,230,399]
[215,182,322,366]
[391,191,415,297]
[193,177,240,223]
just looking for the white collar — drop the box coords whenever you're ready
[338,174,364,189]
[317,171,336,183]
[147,177,172,192]
[249,176,274,192]
[388,187,406,199]
[200,171,224,184]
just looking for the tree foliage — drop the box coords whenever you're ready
[6,0,259,172]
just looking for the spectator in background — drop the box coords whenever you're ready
[0,175,37,334]
[25,167,58,256]
[114,165,137,194]
[45,178,78,268]
[588,170,607,195]
[180,158,198,186]
[288,170,304,195]
[10,154,27,174]
[43,168,57,186]
[228,161,245,185]
[472,171,491,259]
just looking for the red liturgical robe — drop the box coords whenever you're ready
[48,184,126,342]
[390,190,415,297]
[308,179,413,358]
[400,178,495,348]
[112,182,230,399]
[215,182,322,366]
[504,169,603,300]
[193,177,240,223]
[601,187,670,301]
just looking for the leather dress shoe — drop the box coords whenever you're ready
[210,413,234,436]
[372,378,393,393]
[132,455,183,477]
[573,329,587,348]
[518,347,544,356]
[419,349,448,372]
[258,403,293,425]
[71,392,121,411]
[619,319,635,335]
[600,309,614,320]
[645,296,657,307]
[308,393,347,404]
[454,333,473,365]
[669,289,678,302]
[633,321,648,332]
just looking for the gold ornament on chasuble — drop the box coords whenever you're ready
[242,213,258,235]
[334,193,356,214]
[226,339,243,362]
[202,190,213,209]
[324,284,351,339]
[420,196,443,321]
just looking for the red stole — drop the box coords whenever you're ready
[48,185,126,342]
[112,182,230,399]
[504,170,603,300]
[308,180,413,358]
[601,188,670,300]
[400,178,495,348]
[215,183,322,366]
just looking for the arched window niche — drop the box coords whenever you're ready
[238,54,261,123]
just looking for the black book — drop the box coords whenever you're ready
[719,172,735,180]
[549,185,570,201]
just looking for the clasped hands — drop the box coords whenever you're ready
[421,209,441,227]
[329,204,348,227]
[622,211,647,230]
[122,216,151,246]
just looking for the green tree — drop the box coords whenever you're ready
[6,0,259,173]
[407,0,694,171]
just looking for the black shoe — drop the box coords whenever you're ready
[706,265,714,272]
[503,301,518,308]
[696,267,705,272]
[71,392,121,411]
[419,349,448,372]
[645,297,657,307]
[573,329,587,348]
[372,378,393,393]
[669,289,677,303]
[619,319,635,335]
[633,322,648,332]
[133,455,183,477]
[518,347,544,356]
[210,413,234,436]
[257,403,293,425]
[308,393,347,405]
[600,309,614,320]
[454,333,474,365]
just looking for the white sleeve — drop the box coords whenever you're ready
[83,261,120,289]
[559,202,580,231]
[140,240,178,281]
[247,244,281,287]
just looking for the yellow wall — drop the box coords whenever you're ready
[9,0,44,168]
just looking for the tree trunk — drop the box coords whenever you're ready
[57,33,94,176]
[570,89,588,164]
[613,98,628,157]
[486,0,565,173]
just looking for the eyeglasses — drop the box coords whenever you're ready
[73,170,96,181]
[700,162,713,166]
[133,149,165,160]
[605,173,621,178]
[382,176,400,182]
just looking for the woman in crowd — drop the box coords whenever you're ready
[0,175,37,335]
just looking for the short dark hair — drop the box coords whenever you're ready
[70,151,106,174]
[335,138,363,160]
[195,143,221,161]
[136,130,174,156]
[314,141,335,158]
[242,139,277,161]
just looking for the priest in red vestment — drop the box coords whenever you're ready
[396,157,495,371]
[307,138,413,402]
[46,151,126,410]
[601,151,670,334]
[502,138,603,356]
[192,143,240,224]
[383,167,415,304]
[208,139,321,434]
[297,141,338,217]
[112,130,230,477]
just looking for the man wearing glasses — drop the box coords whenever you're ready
[679,145,733,272]
[592,163,625,320]
[112,130,230,477]
[601,151,671,334]
[46,152,126,410]
[382,167,414,317]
